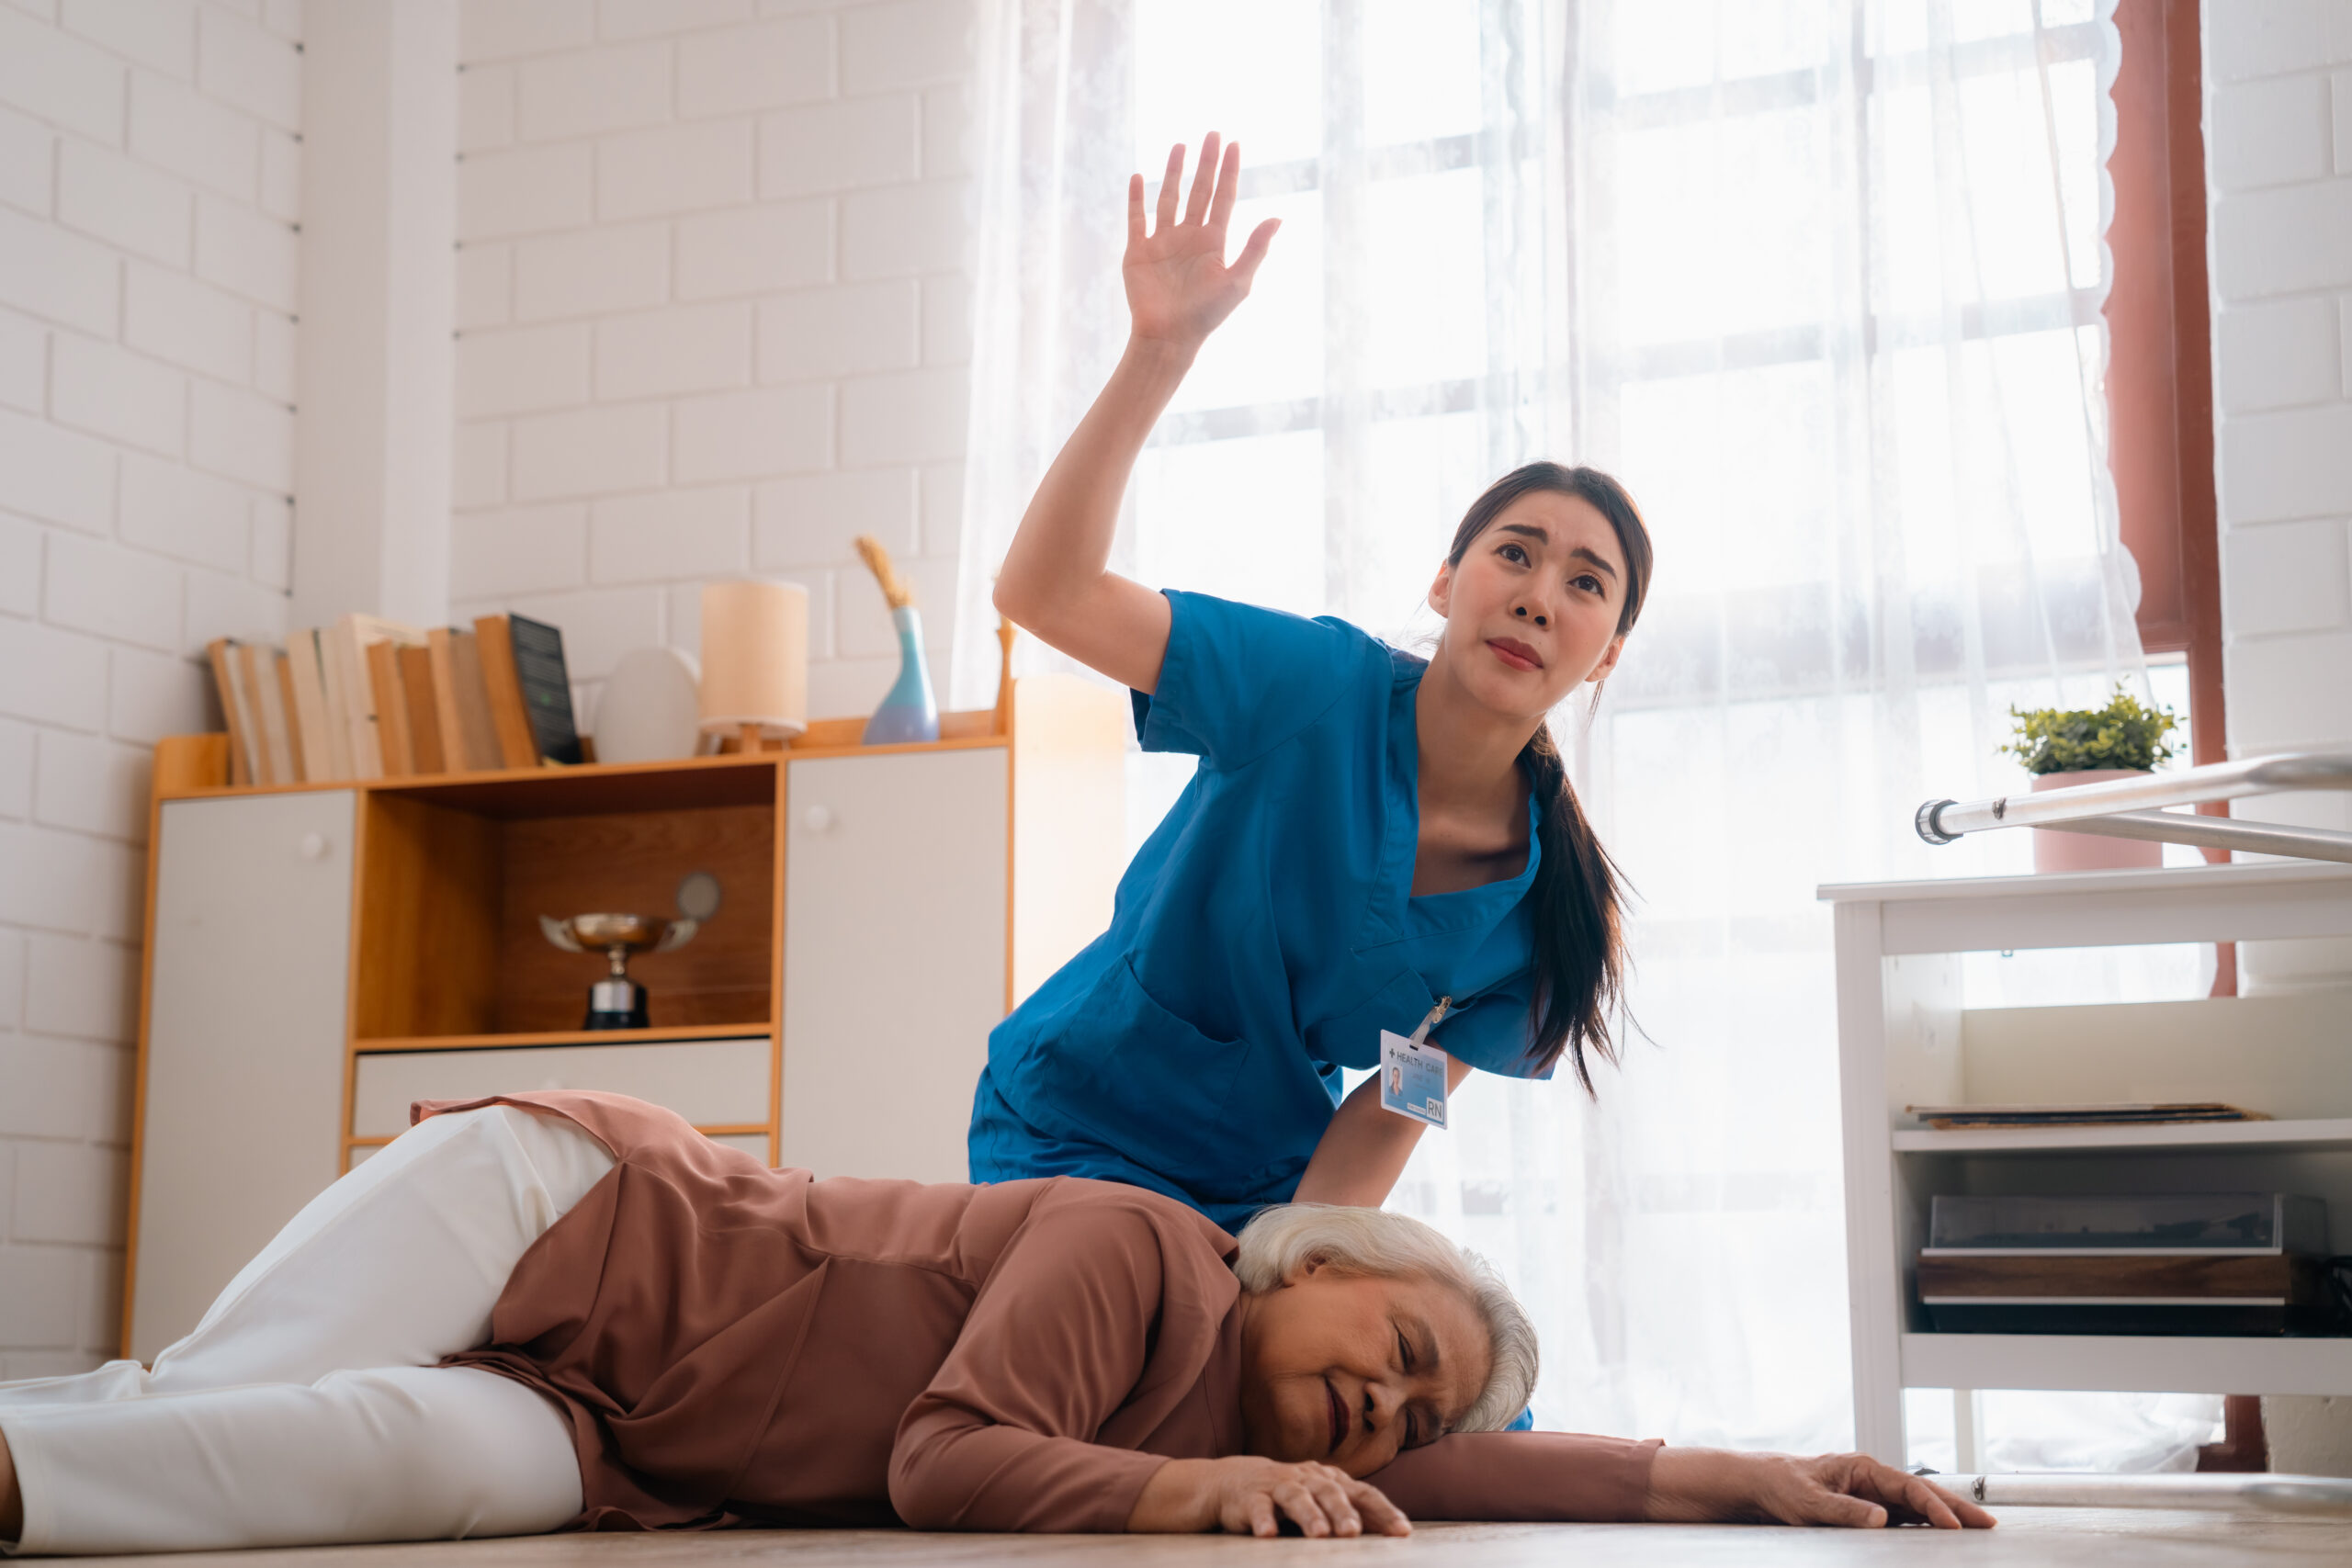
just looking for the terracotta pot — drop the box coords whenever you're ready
[2030,767,2164,874]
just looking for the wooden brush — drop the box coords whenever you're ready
[854,536,915,609]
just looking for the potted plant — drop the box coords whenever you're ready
[2001,686,2180,874]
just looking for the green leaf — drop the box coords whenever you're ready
[1999,685,2179,774]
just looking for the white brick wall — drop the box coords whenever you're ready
[450,0,978,723]
[2205,0,2352,990]
[0,0,300,1376]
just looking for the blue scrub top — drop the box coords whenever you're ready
[969,590,1552,1230]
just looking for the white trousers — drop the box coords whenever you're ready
[0,1106,613,1556]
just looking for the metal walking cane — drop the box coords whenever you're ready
[1915,750,2352,863]
[1928,1472,2352,1517]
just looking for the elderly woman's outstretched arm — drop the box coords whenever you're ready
[1369,1435,1994,1529]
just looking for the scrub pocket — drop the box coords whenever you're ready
[1050,956,1259,1179]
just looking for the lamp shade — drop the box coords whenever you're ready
[697,580,808,738]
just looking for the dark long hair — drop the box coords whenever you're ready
[1443,463,1652,1093]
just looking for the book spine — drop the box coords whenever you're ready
[447,630,503,773]
[235,642,281,785]
[473,615,542,769]
[273,649,306,783]
[312,627,355,779]
[399,643,445,774]
[207,637,255,787]
[286,629,336,781]
[366,639,413,777]
[424,627,469,773]
[328,617,383,780]
[252,643,297,784]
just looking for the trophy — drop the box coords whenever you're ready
[539,912,701,1030]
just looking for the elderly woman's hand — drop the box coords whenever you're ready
[1643,1447,1996,1529]
[1128,1456,1412,1538]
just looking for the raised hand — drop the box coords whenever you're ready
[1125,132,1281,354]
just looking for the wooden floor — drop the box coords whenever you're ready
[66,1512,2352,1568]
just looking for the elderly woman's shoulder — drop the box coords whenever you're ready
[991,1176,1241,1273]
[1038,1175,1238,1232]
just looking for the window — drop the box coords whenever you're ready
[1127,1,2132,701]
[1130,0,1537,639]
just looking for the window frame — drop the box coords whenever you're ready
[2104,0,2224,769]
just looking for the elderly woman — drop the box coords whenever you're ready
[0,1094,1985,1553]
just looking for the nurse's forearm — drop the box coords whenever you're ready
[1292,1056,1476,1208]
[990,338,1189,694]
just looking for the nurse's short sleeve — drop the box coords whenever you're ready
[1433,979,1554,1080]
[1131,590,1371,768]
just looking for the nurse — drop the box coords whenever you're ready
[971,133,1651,1232]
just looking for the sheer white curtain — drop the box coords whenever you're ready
[957,0,2185,1463]
[953,0,1575,694]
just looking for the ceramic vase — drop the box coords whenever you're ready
[864,605,940,744]
[2030,767,2163,874]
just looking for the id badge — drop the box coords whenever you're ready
[1379,1031,1449,1127]
[1379,996,1453,1129]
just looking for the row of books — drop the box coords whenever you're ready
[206,613,582,787]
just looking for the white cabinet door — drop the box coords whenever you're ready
[130,791,355,1361]
[782,749,1007,1182]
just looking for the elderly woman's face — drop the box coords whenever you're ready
[1237,1260,1492,1477]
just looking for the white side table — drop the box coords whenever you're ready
[1821,861,2352,1462]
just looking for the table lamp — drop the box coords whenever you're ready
[698,580,808,750]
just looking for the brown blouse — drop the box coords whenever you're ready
[423,1091,1659,1533]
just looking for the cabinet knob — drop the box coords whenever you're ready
[299,833,330,862]
[803,805,836,835]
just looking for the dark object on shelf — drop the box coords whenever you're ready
[1917,1193,2342,1337]
[510,613,584,765]
[477,613,584,767]
[1927,1193,2326,1254]
[1917,1252,2329,1336]
[1908,1101,2268,1130]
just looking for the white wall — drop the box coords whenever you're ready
[0,0,301,1376]
[2203,0,2352,990]
[0,0,985,1374]
[448,0,978,725]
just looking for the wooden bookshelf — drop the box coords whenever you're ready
[124,676,1131,1363]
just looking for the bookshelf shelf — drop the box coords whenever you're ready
[1902,1333,2352,1397]
[1891,1117,2352,1154]
[354,1023,776,1055]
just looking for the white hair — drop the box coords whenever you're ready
[1232,1204,1538,1435]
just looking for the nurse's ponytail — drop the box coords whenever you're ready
[1444,463,1652,1093]
[1516,722,1628,1091]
